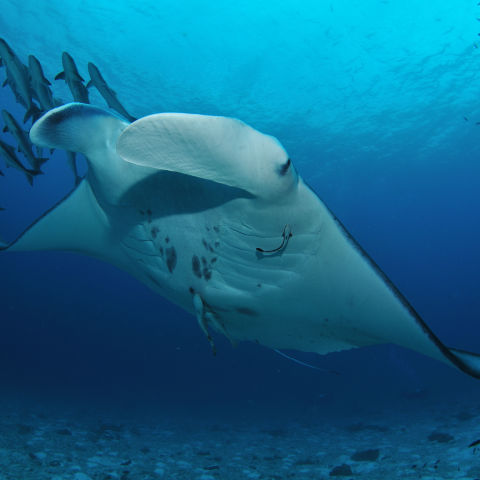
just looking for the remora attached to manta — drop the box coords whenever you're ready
[2,102,480,379]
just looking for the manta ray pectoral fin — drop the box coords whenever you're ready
[116,113,298,199]
[2,103,135,259]
[1,181,117,261]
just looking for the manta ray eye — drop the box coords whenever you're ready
[278,158,291,176]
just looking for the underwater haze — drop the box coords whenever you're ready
[1,1,480,479]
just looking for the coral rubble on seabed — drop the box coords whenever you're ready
[0,397,479,480]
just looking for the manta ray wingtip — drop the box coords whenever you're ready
[447,347,480,379]
[0,235,8,250]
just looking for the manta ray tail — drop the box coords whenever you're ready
[274,349,340,375]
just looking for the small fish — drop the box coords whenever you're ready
[28,54,59,112]
[0,38,41,122]
[2,109,48,171]
[0,139,42,186]
[55,52,89,103]
[66,151,83,186]
[469,439,480,448]
[87,62,136,122]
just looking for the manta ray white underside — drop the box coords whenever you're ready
[2,102,479,379]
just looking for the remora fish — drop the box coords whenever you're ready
[0,139,41,186]
[1,110,48,171]
[55,52,89,103]
[87,62,136,122]
[28,55,58,112]
[0,38,41,123]
[2,102,480,380]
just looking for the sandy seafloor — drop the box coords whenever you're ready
[1,396,480,480]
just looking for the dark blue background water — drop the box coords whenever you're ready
[0,1,479,419]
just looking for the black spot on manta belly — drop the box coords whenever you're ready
[192,255,202,278]
[151,226,159,239]
[203,268,212,280]
[202,239,214,253]
[200,256,213,280]
[166,246,177,273]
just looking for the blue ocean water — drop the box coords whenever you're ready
[1,1,480,477]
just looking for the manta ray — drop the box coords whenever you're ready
[1,102,479,379]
